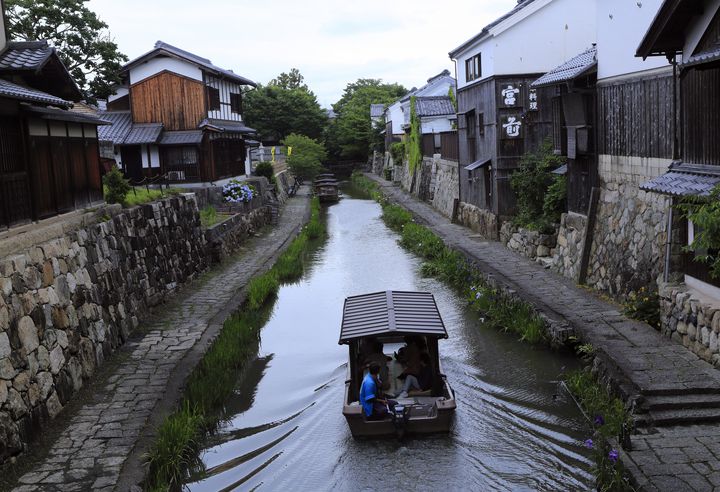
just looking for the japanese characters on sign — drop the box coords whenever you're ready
[501,84,520,106]
[502,114,523,139]
[528,89,538,112]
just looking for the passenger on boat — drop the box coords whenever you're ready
[397,336,428,380]
[363,340,391,391]
[359,362,396,419]
[394,352,433,398]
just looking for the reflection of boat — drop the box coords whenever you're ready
[340,290,456,438]
[314,174,339,202]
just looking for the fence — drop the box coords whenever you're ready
[421,131,458,161]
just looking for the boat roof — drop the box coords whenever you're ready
[339,291,448,344]
[314,179,338,185]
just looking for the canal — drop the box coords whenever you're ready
[185,192,595,491]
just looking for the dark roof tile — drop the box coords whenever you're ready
[159,130,204,145]
[532,46,597,87]
[0,78,70,107]
[0,41,54,72]
[640,162,720,197]
[124,123,163,145]
[415,96,456,117]
[97,111,133,144]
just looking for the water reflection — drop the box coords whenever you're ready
[185,194,594,491]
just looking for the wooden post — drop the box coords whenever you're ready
[578,186,600,285]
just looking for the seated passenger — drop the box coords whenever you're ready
[359,362,396,419]
[364,340,391,391]
[395,353,433,398]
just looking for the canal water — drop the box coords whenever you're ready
[185,193,595,491]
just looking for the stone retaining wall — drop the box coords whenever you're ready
[659,282,720,367]
[0,195,208,463]
[500,222,557,261]
[551,212,588,281]
[429,157,459,219]
[205,207,272,263]
[456,202,499,240]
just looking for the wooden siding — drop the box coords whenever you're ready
[421,131,459,161]
[131,71,206,130]
[681,66,720,166]
[597,73,674,159]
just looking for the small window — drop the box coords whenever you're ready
[465,54,482,82]
[207,87,220,111]
[230,92,243,114]
[478,112,485,136]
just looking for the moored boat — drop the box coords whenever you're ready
[314,175,339,202]
[339,290,456,438]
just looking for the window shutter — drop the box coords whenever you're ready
[230,93,243,114]
[207,87,220,111]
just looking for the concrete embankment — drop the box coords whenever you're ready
[5,189,310,491]
[365,173,720,492]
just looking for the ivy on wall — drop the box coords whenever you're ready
[408,96,423,174]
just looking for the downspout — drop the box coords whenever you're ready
[664,54,679,283]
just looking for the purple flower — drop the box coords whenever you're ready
[584,438,593,449]
[608,449,619,463]
[594,415,605,426]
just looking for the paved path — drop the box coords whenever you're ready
[367,174,720,492]
[9,190,311,492]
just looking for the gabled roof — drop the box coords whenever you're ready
[415,96,456,117]
[636,0,707,58]
[159,130,204,145]
[0,78,70,107]
[399,70,456,103]
[449,0,540,58]
[640,162,720,196]
[124,123,163,145]
[97,111,133,144]
[370,103,385,118]
[122,41,257,87]
[532,46,597,87]
[22,105,111,125]
[0,41,54,71]
[339,291,448,344]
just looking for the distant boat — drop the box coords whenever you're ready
[339,290,456,438]
[314,174,339,202]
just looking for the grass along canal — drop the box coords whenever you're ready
[142,183,602,491]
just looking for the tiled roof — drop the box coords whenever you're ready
[159,130,204,145]
[370,103,385,118]
[532,46,597,88]
[123,41,257,87]
[683,47,720,69]
[97,111,133,144]
[199,118,256,134]
[415,96,456,117]
[0,78,70,107]
[124,123,163,145]
[0,41,54,72]
[640,162,720,197]
[23,105,111,125]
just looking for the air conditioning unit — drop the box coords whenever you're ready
[167,171,186,181]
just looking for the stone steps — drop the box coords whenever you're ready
[644,393,720,410]
[635,407,720,427]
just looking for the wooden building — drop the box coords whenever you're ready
[0,37,106,230]
[449,0,596,222]
[99,41,257,184]
[637,0,720,292]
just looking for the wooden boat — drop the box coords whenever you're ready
[339,290,456,438]
[314,176,339,202]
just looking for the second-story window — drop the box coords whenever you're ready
[207,86,220,111]
[230,92,243,114]
[465,54,481,83]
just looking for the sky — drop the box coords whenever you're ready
[88,0,519,107]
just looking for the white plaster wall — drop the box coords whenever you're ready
[387,101,405,135]
[421,116,454,134]
[129,57,203,85]
[206,75,245,122]
[140,145,161,169]
[456,42,495,90]
[596,0,669,79]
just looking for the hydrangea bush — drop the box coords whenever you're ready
[223,180,256,203]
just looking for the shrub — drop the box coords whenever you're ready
[678,184,720,280]
[622,286,660,329]
[282,133,328,180]
[223,180,256,203]
[390,142,405,165]
[254,161,276,185]
[103,166,131,205]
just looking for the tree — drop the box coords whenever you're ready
[6,0,128,101]
[329,79,406,161]
[282,133,327,180]
[244,69,328,142]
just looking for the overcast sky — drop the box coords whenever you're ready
[88,0,518,107]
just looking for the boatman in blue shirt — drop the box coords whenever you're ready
[359,362,396,419]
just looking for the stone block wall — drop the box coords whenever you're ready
[500,222,557,261]
[430,158,459,219]
[205,207,272,263]
[457,202,499,240]
[584,155,672,298]
[551,212,588,281]
[659,282,720,367]
[0,195,208,463]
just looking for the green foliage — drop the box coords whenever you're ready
[244,69,328,141]
[282,133,327,180]
[304,197,326,239]
[447,86,457,112]
[390,142,405,165]
[350,170,384,202]
[6,0,128,101]
[254,161,276,186]
[399,223,445,260]
[199,206,220,228]
[381,204,413,231]
[678,185,720,279]
[102,167,131,205]
[565,369,635,492]
[543,175,567,223]
[246,272,279,311]
[622,286,660,329]
[407,96,423,174]
[328,78,406,160]
[510,140,566,233]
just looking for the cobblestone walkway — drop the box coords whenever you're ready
[367,174,720,492]
[10,191,310,492]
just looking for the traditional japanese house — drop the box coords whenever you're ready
[0,33,107,230]
[448,0,596,237]
[416,96,458,161]
[637,0,720,294]
[99,41,257,184]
